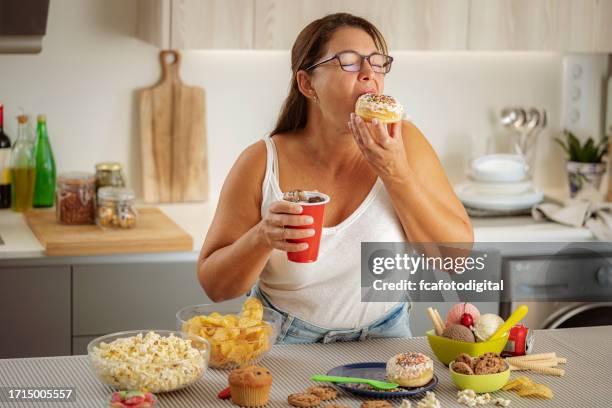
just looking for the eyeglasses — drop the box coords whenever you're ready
[305,50,394,74]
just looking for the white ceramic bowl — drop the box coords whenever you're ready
[471,154,528,183]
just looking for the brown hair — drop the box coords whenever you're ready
[270,13,388,136]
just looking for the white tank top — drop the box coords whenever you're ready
[259,134,407,329]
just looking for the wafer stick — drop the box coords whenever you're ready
[510,360,565,377]
[507,352,556,362]
[507,359,558,370]
[433,309,446,331]
[556,357,567,364]
[427,307,444,335]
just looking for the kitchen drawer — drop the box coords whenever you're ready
[0,266,71,358]
[72,335,99,356]
[73,262,242,335]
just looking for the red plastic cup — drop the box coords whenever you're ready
[285,192,330,263]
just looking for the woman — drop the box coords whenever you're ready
[198,13,473,343]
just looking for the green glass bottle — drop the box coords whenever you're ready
[33,114,56,208]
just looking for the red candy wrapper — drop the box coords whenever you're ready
[502,324,534,357]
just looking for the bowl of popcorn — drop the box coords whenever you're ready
[177,298,282,369]
[87,330,209,393]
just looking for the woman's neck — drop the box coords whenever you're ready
[298,112,363,174]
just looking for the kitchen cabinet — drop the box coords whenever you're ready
[72,261,230,336]
[0,266,71,358]
[137,0,254,49]
[468,0,612,52]
[253,0,469,50]
[137,0,612,52]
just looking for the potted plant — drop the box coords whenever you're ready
[555,130,608,197]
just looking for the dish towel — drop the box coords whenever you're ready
[532,189,612,241]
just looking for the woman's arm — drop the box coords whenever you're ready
[349,117,473,244]
[198,141,313,302]
[386,121,473,243]
[197,142,272,302]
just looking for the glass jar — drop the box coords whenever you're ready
[56,172,96,225]
[95,162,126,192]
[96,186,137,229]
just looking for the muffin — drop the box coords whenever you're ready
[228,365,272,407]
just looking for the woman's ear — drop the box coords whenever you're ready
[296,70,317,101]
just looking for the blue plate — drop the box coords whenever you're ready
[326,362,438,399]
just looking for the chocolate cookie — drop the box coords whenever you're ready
[452,361,474,375]
[306,385,338,400]
[360,401,393,408]
[474,354,506,374]
[454,353,473,367]
[288,392,321,407]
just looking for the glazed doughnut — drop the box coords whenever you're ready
[386,352,434,387]
[355,93,403,123]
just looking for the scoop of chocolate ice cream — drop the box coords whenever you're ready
[442,324,475,343]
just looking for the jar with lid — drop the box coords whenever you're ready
[95,162,126,192]
[96,186,137,229]
[56,172,96,225]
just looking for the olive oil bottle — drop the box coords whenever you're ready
[9,115,36,212]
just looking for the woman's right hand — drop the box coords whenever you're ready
[258,201,315,252]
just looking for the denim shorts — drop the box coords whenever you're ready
[248,284,412,344]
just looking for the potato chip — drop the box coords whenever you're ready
[241,298,264,321]
[503,376,533,391]
[181,298,273,368]
[517,384,553,399]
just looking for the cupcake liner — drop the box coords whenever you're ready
[230,384,271,407]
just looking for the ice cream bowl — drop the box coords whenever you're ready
[449,360,510,393]
[426,330,509,365]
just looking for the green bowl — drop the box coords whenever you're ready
[426,329,509,365]
[449,361,511,393]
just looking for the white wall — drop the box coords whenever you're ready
[0,0,566,200]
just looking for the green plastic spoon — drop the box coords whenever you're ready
[310,374,399,391]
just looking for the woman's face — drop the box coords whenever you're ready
[307,27,387,131]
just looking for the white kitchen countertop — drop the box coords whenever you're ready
[0,197,595,261]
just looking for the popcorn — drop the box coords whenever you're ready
[400,400,412,408]
[416,391,441,408]
[457,390,511,407]
[90,331,206,393]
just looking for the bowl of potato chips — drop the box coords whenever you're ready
[176,298,282,369]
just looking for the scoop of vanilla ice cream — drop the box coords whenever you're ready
[473,314,504,341]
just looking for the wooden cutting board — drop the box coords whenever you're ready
[140,50,208,203]
[24,208,193,256]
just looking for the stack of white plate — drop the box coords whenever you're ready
[455,154,543,212]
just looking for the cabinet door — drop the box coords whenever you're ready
[468,0,612,52]
[559,0,612,53]
[171,0,254,49]
[137,0,254,49]
[73,262,244,336]
[468,0,563,50]
[0,266,71,358]
[254,0,469,50]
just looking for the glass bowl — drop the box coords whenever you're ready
[87,330,209,393]
[176,302,282,369]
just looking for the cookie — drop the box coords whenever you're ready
[360,401,393,408]
[324,404,349,408]
[306,385,338,400]
[288,392,321,407]
[452,361,474,375]
[474,354,505,374]
[454,353,473,367]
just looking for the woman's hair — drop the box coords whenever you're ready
[271,13,388,136]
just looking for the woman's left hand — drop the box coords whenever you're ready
[348,113,411,182]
